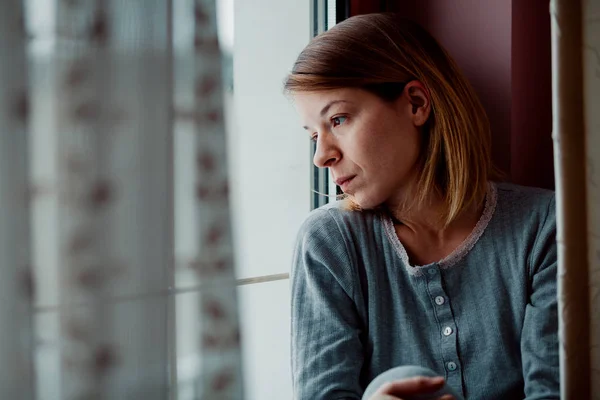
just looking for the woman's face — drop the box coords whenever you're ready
[293,84,430,209]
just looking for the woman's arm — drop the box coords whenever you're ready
[291,210,365,400]
[521,197,560,399]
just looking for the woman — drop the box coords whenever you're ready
[285,13,559,400]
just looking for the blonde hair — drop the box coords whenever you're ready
[285,13,497,226]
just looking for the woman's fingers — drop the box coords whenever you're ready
[374,376,446,396]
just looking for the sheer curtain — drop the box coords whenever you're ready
[0,0,242,399]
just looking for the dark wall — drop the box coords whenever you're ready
[510,0,554,189]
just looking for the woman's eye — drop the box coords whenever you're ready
[310,134,318,142]
[332,116,347,127]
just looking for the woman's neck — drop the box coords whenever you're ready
[386,191,484,262]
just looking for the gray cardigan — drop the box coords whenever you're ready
[291,182,559,399]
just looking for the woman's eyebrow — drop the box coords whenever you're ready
[302,99,353,130]
[319,99,351,117]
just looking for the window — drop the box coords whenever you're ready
[311,0,348,210]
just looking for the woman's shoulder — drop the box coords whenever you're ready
[494,181,555,218]
[494,181,554,198]
[292,202,378,297]
[297,200,381,241]
[490,182,556,260]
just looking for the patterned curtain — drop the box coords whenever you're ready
[551,0,600,399]
[0,0,242,399]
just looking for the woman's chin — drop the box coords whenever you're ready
[349,193,381,210]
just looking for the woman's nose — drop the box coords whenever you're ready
[313,133,340,168]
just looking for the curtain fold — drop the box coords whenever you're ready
[551,0,600,398]
[0,1,35,399]
[583,0,600,398]
[189,0,243,397]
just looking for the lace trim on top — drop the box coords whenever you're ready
[382,182,498,276]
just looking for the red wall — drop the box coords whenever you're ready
[511,0,554,189]
[352,0,554,189]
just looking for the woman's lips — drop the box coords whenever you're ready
[335,176,355,191]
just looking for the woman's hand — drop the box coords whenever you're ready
[367,376,455,400]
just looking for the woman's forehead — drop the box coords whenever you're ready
[294,88,353,102]
[293,88,372,111]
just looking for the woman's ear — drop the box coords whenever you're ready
[402,81,431,127]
